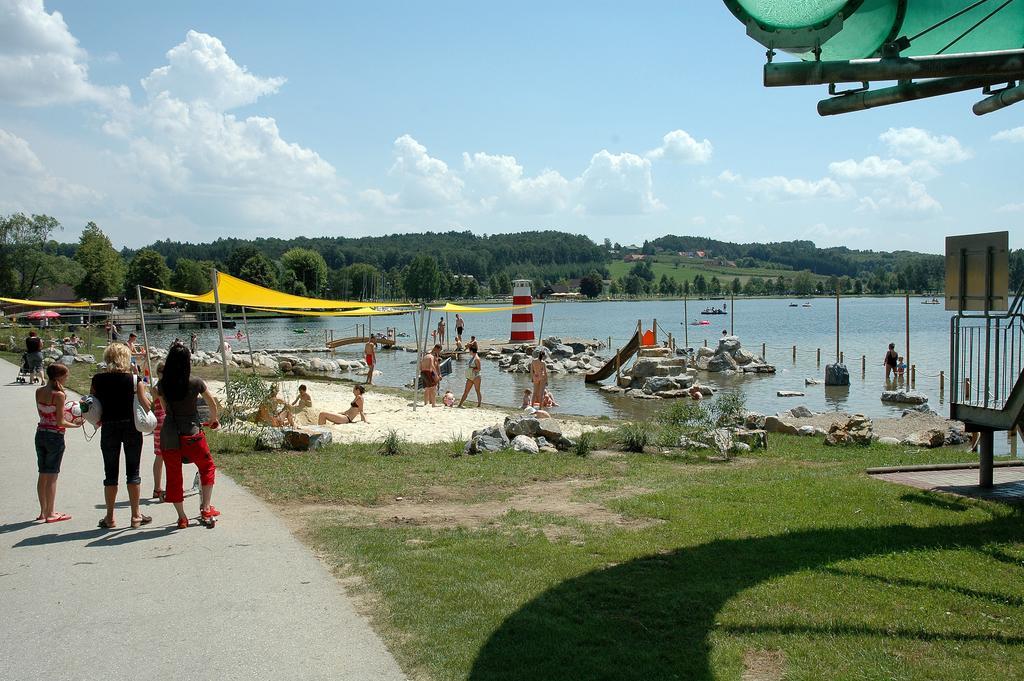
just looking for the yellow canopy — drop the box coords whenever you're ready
[428,302,532,313]
[0,296,105,308]
[146,271,414,310]
[247,306,412,317]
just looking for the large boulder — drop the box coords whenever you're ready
[706,352,738,373]
[696,346,715,359]
[642,376,678,395]
[731,428,768,450]
[824,414,873,446]
[254,428,285,451]
[282,427,333,451]
[901,429,946,448]
[504,415,540,439]
[511,435,540,454]
[732,349,756,365]
[744,412,766,429]
[764,415,799,435]
[881,389,928,405]
[464,434,507,455]
[638,347,673,358]
[551,344,575,360]
[631,358,668,379]
[824,363,850,386]
[536,418,563,440]
[718,336,742,354]
[788,405,814,418]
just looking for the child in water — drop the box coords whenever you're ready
[521,389,532,409]
[442,390,455,407]
[896,356,907,376]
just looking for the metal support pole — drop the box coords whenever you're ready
[974,81,1024,115]
[241,306,255,374]
[819,76,1008,116]
[537,302,547,346]
[210,269,231,405]
[905,293,910,374]
[653,317,658,345]
[911,364,916,387]
[940,370,945,392]
[862,355,866,376]
[135,286,154,384]
[979,430,994,488]
[817,348,821,365]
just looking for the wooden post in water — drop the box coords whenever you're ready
[761,342,766,359]
[653,318,658,345]
[939,370,945,392]
[835,289,840,363]
[817,348,821,365]
[840,351,844,364]
[861,355,866,376]
[730,292,734,336]
[792,345,796,363]
[683,296,688,347]
[911,364,916,387]
[703,339,707,348]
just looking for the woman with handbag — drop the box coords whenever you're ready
[154,343,220,529]
[91,343,153,529]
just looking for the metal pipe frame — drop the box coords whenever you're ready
[817,75,1007,115]
[974,80,1024,114]
[766,48,1024,87]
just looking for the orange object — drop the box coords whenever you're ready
[641,329,655,347]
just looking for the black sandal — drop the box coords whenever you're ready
[97,518,116,529]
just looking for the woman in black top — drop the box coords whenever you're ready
[883,342,899,381]
[25,330,44,384]
[92,342,152,529]
[154,344,220,529]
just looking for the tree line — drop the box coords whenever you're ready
[2,213,1021,304]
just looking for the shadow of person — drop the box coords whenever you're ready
[0,520,42,535]
[468,512,1022,681]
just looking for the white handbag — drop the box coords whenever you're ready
[80,394,102,427]
[133,376,157,434]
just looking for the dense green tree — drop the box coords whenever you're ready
[125,248,171,295]
[693,274,707,295]
[227,245,263,277]
[465,277,479,298]
[630,260,655,283]
[624,274,645,296]
[346,263,380,299]
[708,276,721,295]
[658,274,676,296]
[281,248,328,297]
[74,222,125,300]
[0,213,63,298]
[239,253,278,289]
[579,271,603,299]
[730,277,742,295]
[404,255,441,302]
[609,279,622,296]
[171,258,214,295]
[792,271,815,296]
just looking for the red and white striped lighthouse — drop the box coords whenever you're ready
[510,279,535,342]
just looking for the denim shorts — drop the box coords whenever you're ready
[35,429,66,474]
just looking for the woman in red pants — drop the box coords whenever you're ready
[154,343,220,528]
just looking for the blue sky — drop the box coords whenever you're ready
[0,0,1020,253]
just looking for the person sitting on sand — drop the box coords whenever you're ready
[541,388,558,408]
[291,384,312,410]
[258,384,294,427]
[319,385,368,425]
[442,390,455,407]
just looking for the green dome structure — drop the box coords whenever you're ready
[724,0,1024,115]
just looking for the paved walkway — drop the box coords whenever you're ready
[872,465,1024,502]
[0,360,406,681]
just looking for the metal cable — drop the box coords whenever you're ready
[938,0,1018,55]
[906,0,995,43]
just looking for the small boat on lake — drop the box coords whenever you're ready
[293,328,307,334]
[788,303,798,307]
[922,298,941,304]
[700,307,728,315]
[801,303,812,307]
[690,320,711,326]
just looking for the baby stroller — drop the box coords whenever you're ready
[16,352,33,384]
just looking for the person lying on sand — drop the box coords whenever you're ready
[258,384,294,427]
[319,385,368,425]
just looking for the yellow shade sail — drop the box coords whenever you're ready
[428,302,532,313]
[0,296,105,308]
[247,306,412,317]
[146,271,415,310]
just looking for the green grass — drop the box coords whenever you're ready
[607,254,829,287]
[212,430,1024,681]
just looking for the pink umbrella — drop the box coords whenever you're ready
[26,310,60,319]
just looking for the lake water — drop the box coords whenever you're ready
[140,297,960,422]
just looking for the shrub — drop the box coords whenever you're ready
[710,390,746,426]
[444,434,467,458]
[223,372,272,423]
[377,429,407,457]
[617,422,651,453]
[572,431,595,457]
[657,400,712,432]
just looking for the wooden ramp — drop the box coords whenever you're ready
[584,331,642,384]
[327,336,396,350]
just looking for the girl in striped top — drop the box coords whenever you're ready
[35,363,79,523]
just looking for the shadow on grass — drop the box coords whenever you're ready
[468,511,1023,681]
[899,490,973,513]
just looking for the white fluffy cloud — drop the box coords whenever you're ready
[828,155,937,182]
[992,126,1024,143]
[747,175,849,201]
[387,134,464,210]
[576,150,662,215]
[646,129,713,163]
[858,180,940,217]
[996,202,1024,213]
[880,127,971,164]
[141,30,285,110]
[0,128,100,213]
[461,151,571,214]
[0,0,123,106]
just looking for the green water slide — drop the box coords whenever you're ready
[723,0,1024,114]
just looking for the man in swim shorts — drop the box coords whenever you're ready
[364,339,376,385]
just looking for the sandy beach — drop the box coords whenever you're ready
[207,379,596,445]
